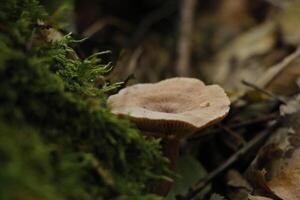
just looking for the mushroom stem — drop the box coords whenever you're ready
[162,135,181,171]
[154,135,181,196]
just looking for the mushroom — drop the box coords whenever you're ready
[107,77,230,194]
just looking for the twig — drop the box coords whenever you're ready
[225,113,278,130]
[177,124,278,200]
[256,46,300,93]
[219,124,246,148]
[176,0,197,76]
[190,113,278,140]
[242,80,287,105]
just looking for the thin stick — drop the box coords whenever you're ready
[226,113,278,130]
[190,113,278,140]
[219,124,246,147]
[177,127,275,200]
[242,80,287,105]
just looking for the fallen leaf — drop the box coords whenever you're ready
[246,108,300,200]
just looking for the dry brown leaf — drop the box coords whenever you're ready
[246,107,300,200]
[267,164,300,199]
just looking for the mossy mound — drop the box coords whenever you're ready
[0,0,169,199]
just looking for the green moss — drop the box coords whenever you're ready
[0,0,169,199]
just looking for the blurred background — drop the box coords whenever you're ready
[42,0,300,92]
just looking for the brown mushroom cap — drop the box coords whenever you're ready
[108,77,230,138]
